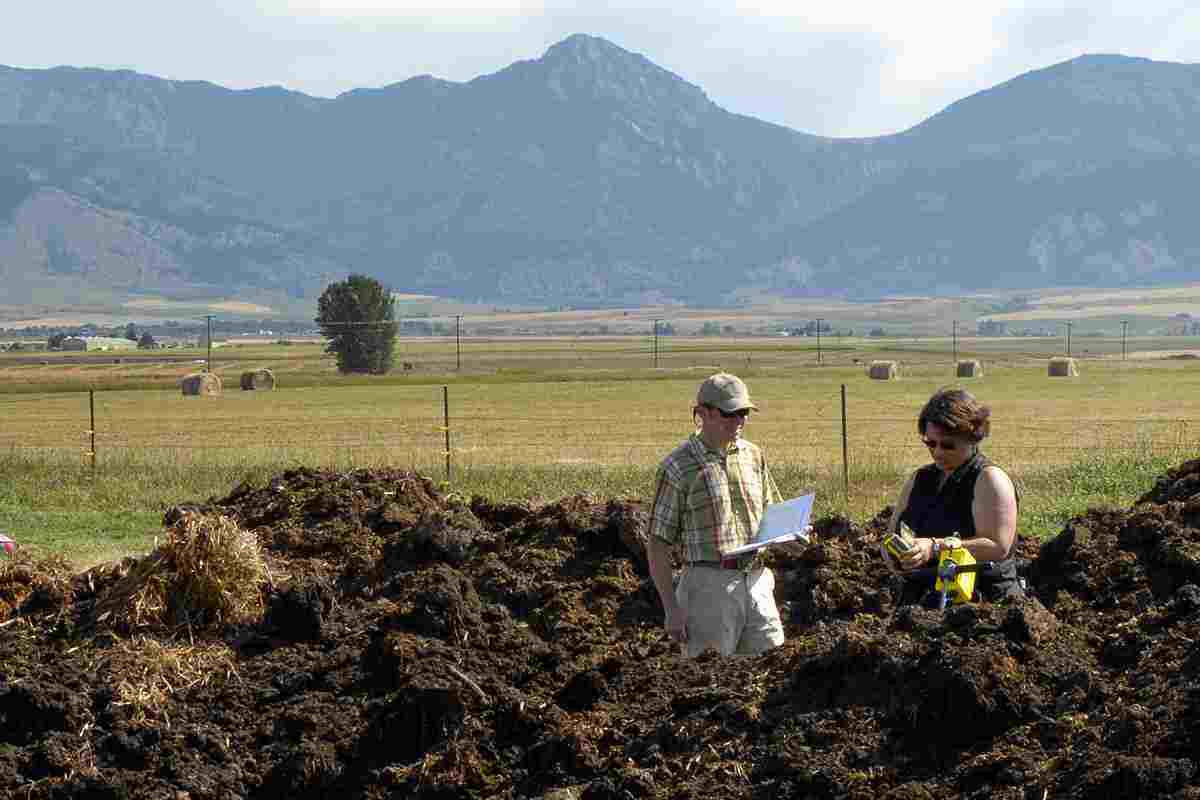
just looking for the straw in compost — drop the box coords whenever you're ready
[240,368,276,391]
[92,511,269,632]
[956,359,983,377]
[99,636,238,724]
[181,372,222,396]
[1048,357,1079,377]
[868,360,899,380]
[0,551,74,622]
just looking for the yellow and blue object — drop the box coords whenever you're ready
[934,543,977,607]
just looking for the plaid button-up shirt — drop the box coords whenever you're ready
[647,432,781,563]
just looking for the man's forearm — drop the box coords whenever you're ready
[646,537,678,611]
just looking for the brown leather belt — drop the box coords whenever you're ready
[689,556,760,571]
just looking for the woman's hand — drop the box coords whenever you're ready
[899,537,937,571]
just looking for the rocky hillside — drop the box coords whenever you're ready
[1,38,1198,305]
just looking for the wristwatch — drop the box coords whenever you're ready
[931,539,942,559]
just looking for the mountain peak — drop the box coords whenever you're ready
[542,33,630,61]
[519,33,713,118]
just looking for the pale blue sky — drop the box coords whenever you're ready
[5,1,1198,137]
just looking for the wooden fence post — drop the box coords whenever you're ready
[840,384,849,497]
[443,385,451,481]
[88,389,97,475]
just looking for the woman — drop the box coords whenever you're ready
[882,387,1023,604]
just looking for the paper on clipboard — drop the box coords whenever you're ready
[724,493,814,556]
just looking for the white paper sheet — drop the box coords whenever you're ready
[723,493,814,556]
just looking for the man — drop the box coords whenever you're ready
[646,372,794,657]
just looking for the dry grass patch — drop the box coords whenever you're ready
[93,510,270,632]
[1030,285,1200,307]
[99,635,239,725]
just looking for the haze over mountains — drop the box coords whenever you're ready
[1,34,1198,308]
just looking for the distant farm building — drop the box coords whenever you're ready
[977,319,1007,336]
[87,337,139,351]
[58,337,140,352]
[1168,313,1200,336]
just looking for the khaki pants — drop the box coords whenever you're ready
[674,565,785,658]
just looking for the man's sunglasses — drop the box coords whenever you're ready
[711,406,750,419]
[922,437,959,451]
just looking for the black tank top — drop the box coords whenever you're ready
[899,452,1022,601]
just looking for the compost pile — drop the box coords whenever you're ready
[4,460,1200,799]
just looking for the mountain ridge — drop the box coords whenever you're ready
[1,37,1198,306]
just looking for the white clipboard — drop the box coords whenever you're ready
[723,493,814,556]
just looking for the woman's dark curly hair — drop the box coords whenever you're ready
[917,387,991,442]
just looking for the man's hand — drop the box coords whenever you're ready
[665,603,688,644]
[777,525,815,557]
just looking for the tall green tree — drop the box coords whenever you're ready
[315,274,398,374]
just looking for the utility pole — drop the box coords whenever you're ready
[815,318,824,365]
[1065,321,1073,357]
[952,320,958,365]
[653,319,661,368]
[203,315,215,373]
[455,315,462,370]
[1121,320,1128,361]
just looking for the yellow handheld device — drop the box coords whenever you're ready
[883,521,916,561]
[934,537,976,604]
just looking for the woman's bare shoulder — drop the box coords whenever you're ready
[978,465,1016,496]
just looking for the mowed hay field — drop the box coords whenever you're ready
[1,336,1199,566]
[1,331,1192,390]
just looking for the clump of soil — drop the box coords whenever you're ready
[4,462,1200,798]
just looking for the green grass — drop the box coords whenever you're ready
[0,447,1182,569]
[0,509,161,568]
[2,339,1199,568]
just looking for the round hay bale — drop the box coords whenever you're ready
[1048,357,1079,377]
[181,372,222,396]
[956,359,983,378]
[239,368,276,391]
[868,360,899,380]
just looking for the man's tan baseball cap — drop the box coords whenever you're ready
[697,373,758,413]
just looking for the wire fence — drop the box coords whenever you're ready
[1,386,1197,489]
